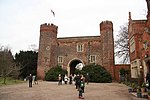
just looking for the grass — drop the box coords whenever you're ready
[0,77,25,86]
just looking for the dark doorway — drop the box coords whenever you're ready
[69,59,82,75]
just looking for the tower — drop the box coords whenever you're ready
[37,23,58,80]
[100,21,115,78]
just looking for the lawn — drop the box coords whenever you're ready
[0,77,25,86]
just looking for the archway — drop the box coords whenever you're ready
[69,59,82,75]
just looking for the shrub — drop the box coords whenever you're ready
[82,64,112,83]
[45,65,67,81]
[119,68,126,75]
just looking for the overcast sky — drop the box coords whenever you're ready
[0,0,147,55]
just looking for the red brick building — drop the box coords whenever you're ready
[128,0,150,80]
[37,21,115,80]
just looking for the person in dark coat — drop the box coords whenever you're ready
[69,74,73,85]
[28,74,32,88]
[74,74,80,90]
[78,77,85,99]
[85,73,89,84]
[58,74,62,85]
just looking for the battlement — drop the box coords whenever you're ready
[100,20,113,32]
[101,20,112,25]
[41,23,58,29]
[40,23,58,33]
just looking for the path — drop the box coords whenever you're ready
[0,81,147,100]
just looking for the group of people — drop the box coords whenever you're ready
[28,74,38,88]
[58,74,74,85]
[58,73,89,99]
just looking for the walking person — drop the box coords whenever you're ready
[34,75,38,85]
[78,77,85,99]
[85,73,89,84]
[32,75,36,85]
[74,74,80,90]
[72,74,76,84]
[80,75,85,93]
[28,74,32,88]
[69,74,73,85]
[58,74,62,85]
[64,74,68,84]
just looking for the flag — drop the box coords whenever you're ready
[75,63,83,70]
[51,9,55,17]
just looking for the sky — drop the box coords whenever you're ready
[0,0,147,56]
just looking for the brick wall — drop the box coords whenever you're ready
[114,64,130,81]
[37,21,115,80]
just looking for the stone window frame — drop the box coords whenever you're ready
[77,43,84,52]
[58,56,63,63]
[130,59,141,78]
[90,55,96,63]
[129,36,135,53]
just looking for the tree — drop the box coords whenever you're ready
[115,24,130,64]
[0,46,20,84]
[45,65,67,81]
[83,64,112,83]
[28,44,38,52]
[15,51,38,79]
[75,64,112,83]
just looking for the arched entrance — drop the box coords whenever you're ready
[69,59,83,75]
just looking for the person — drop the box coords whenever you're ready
[58,74,62,85]
[72,74,76,84]
[85,73,89,84]
[80,75,85,93]
[28,74,32,87]
[32,75,36,85]
[69,74,73,85]
[78,77,85,99]
[146,72,150,90]
[64,74,68,84]
[74,74,80,90]
[34,75,38,85]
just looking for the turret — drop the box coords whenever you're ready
[100,21,113,34]
[40,23,58,35]
[100,21,115,79]
[37,23,58,80]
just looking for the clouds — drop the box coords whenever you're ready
[0,0,147,55]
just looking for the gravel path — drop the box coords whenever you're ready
[0,81,147,100]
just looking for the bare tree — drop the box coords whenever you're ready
[28,44,38,52]
[0,46,20,84]
[115,24,130,64]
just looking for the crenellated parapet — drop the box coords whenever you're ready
[100,20,113,32]
[40,23,58,33]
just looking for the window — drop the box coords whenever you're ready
[90,55,96,63]
[77,43,84,52]
[130,36,135,53]
[58,56,63,63]
[130,59,141,78]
